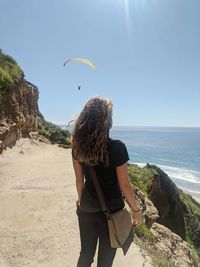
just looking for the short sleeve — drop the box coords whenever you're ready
[111,140,129,167]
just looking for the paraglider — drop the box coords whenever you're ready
[63,57,96,71]
[63,57,96,92]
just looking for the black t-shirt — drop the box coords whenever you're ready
[73,138,129,212]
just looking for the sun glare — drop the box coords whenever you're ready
[124,0,131,40]
[123,0,148,40]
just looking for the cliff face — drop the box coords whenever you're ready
[0,50,71,153]
[146,164,186,239]
[146,164,200,253]
[129,164,200,265]
[129,163,200,263]
[0,79,39,153]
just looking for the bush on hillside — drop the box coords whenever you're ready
[0,49,23,107]
[128,164,156,195]
[179,190,200,255]
[38,117,71,145]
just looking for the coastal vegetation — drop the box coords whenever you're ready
[0,49,23,107]
[38,114,71,146]
[128,163,156,195]
[178,190,200,255]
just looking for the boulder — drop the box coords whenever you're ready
[0,80,39,152]
[132,186,159,228]
[150,223,200,267]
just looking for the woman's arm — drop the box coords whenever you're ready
[72,158,84,203]
[116,162,142,226]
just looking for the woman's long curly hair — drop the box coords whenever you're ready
[72,96,113,165]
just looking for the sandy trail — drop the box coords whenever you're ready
[0,139,152,267]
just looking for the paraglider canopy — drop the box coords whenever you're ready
[63,57,96,70]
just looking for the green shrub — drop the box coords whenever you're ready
[0,49,23,106]
[38,117,71,145]
[135,222,157,242]
[179,190,200,256]
[128,164,156,195]
[0,67,13,89]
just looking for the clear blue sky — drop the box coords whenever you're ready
[1,0,200,127]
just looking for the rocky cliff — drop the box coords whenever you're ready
[0,79,39,153]
[129,164,200,266]
[146,164,186,238]
[146,164,200,251]
[0,50,71,153]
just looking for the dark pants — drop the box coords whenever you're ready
[76,208,117,267]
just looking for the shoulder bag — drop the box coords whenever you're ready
[89,166,135,255]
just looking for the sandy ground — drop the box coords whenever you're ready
[0,139,152,267]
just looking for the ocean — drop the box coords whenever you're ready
[110,126,200,198]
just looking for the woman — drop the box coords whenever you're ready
[72,97,142,267]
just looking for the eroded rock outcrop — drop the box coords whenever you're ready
[150,222,200,267]
[146,164,186,239]
[0,80,39,152]
[132,186,159,228]
[0,50,71,153]
[129,164,200,263]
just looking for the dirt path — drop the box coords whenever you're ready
[0,139,152,267]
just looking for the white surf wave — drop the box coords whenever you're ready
[134,162,146,168]
[158,165,200,184]
[133,162,200,184]
[178,187,200,196]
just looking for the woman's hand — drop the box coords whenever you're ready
[132,210,142,226]
[76,200,80,208]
